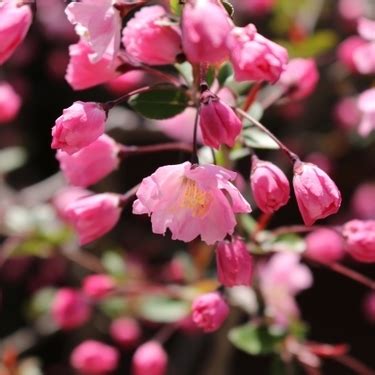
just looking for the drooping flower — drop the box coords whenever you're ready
[132,341,168,375]
[133,162,251,245]
[0,82,21,123]
[357,88,375,136]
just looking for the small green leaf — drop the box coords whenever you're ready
[239,214,257,234]
[102,251,126,279]
[27,288,56,320]
[99,297,128,318]
[243,128,279,150]
[170,0,183,16]
[217,63,233,86]
[272,234,305,253]
[0,147,27,174]
[129,86,190,120]
[221,0,234,17]
[205,66,216,88]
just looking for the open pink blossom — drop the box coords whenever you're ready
[337,36,367,72]
[65,0,121,63]
[357,88,375,136]
[82,274,115,300]
[56,134,120,187]
[65,193,122,245]
[132,341,167,375]
[133,162,251,245]
[0,0,32,65]
[71,340,119,375]
[293,161,341,226]
[342,220,375,263]
[227,24,288,83]
[51,101,106,154]
[0,82,21,123]
[122,5,182,65]
[182,0,232,64]
[351,183,375,220]
[110,318,141,349]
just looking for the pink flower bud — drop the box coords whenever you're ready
[110,318,141,349]
[293,161,341,226]
[227,24,288,83]
[82,274,115,300]
[351,183,375,220]
[357,88,375,136]
[65,193,121,245]
[216,238,253,287]
[363,292,375,324]
[0,1,32,65]
[199,90,242,149]
[56,135,120,187]
[132,341,167,375]
[52,288,91,329]
[51,101,106,155]
[122,5,182,66]
[333,96,360,131]
[70,340,119,375]
[305,229,344,264]
[278,58,319,100]
[0,82,21,123]
[337,36,367,73]
[192,292,229,332]
[342,220,375,263]
[182,0,232,64]
[250,157,290,214]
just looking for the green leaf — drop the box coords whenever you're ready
[221,0,234,17]
[99,297,128,318]
[27,288,56,320]
[217,63,233,86]
[243,128,279,150]
[128,86,190,120]
[170,0,183,16]
[206,66,216,88]
[0,147,27,174]
[102,251,126,279]
[272,234,305,253]
[228,323,285,355]
[139,296,189,323]
[239,214,257,234]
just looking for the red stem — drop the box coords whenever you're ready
[242,82,262,112]
[118,142,193,158]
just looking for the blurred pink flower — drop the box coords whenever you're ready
[358,18,375,41]
[363,292,375,324]
[337,36,367,73]
[0,82,21,123]
[353,42,375,75]
[338,0,367,26]
[110,318,141,349]
[304,153,333,175]
[357,88,375,136]
[132,341,167,375]
[351,183,375,220]
[333,96,360,131]
[233,0,275,16]
[82,274,115,300]
[133,162,251,244]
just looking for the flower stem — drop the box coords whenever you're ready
[191,105,200,164]
[102,86,152,111]
[118,142,193,158]
[119,184,141,208]
[242,82,262,112]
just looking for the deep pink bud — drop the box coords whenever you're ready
[56,135,120,187]
[250,157,290,214]
[70,340,119,375]
[293,161,341,226]
[132,341,168,375]
[199,91,242,149]
[52,288,91,330]
[51,101,106,155]
[363,292,375,324]
[82,274,115,300]
[122,5,182,66]
[0,1,32,65]
[305,229,344,264]
[216,238,253,287]
[342,220,375,263]
[110,318,141,349]
[351,183,375,220]
[0,82,21,123]
[192,292,229,332]
[182,0,232,64]
[65,193,121,245]
[227,24,288,83]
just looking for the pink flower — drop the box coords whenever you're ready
[56,135,120,187]
[250,157,290,214]
[122,5,182,65]
[51,101,106,154]
[66,40,120,91]
[65,193,122,245]
[82,274,115,300]
[353,42,375,75]
[132,341,167,375]
[333,96,360,131]
[0,1,32,65]
[110,318,141,349]
[278,58,319,100]
[216,238,253,287]
[227,24,288,83]
[192,292,229,332]
[0,82,21,123]
[305,229,344,264]
[133,162,251,245]
[357,88,375,136]
[199,90,242,149]
[182,0,232,64]
[351,183,375,220]
[342,220,375,263]
[363,292,375,324]
[358,18,375,41]
[337,36,367,72]
[233,0,275,15]
[65,0,121,63]
[52,288,91,329]
[71,340,119,375]
[293,161,341,226]
[338,0,367,25]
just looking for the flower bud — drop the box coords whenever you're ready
[357,88,375,137]
[52,288,91,329]
[70,340,119,375]
[199,90,242,149]
[337,36,367,73]
[182,0,232,63]
[305,229,344,264]
[51,101,106,155]
[250,157,290,214]
[351,183,375,220]
[82,274,115,300]
[192,292,229,332]
[110,318,141,349]
[56,135,120,187]
[216,238,253,287]
[293,161,341,226]
[65,193,121,245]
[0,82,21,123]
[122,5,182,65]
[132,341,167,375]
[342,220,375,263]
